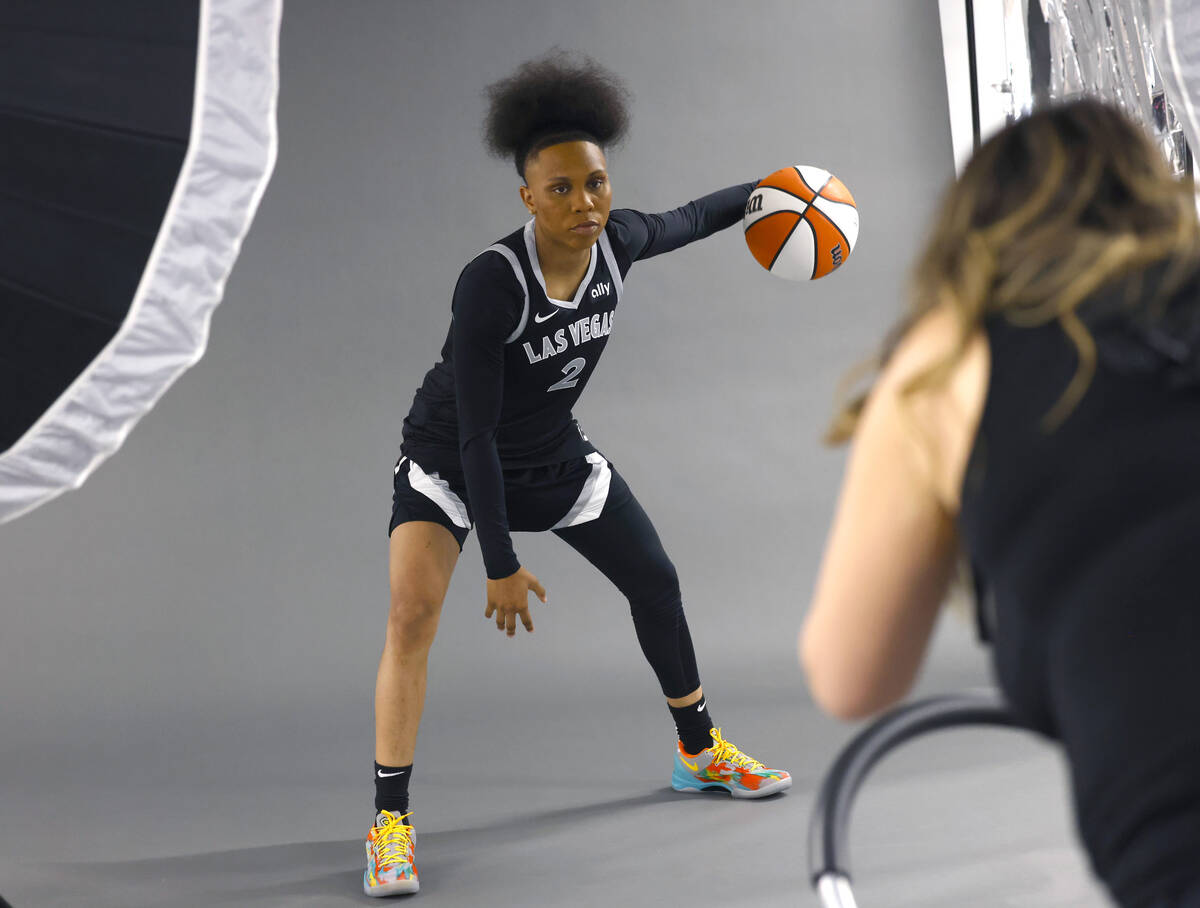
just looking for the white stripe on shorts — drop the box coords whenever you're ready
[407,459,472,529]
[551,452,611,530]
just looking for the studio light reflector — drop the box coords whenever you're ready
[939,0,1195,176]
[0,0,281,524]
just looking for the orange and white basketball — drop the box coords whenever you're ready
[743,165,858,281]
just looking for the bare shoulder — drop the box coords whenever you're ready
[874,305,990,513]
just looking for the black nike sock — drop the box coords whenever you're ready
[669,699,714,755]
[374,762,413,816]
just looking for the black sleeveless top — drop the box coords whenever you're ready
[959,269,1200,907]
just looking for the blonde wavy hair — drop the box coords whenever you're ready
[828,98,1200,444]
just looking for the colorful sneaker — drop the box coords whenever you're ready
[671,727,792,799]
[364,810,419,897]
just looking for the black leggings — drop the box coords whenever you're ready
[554,488,700,700]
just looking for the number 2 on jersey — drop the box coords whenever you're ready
[547,357,586,392]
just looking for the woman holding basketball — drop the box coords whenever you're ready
[365,53,790,897]
[801,99,1200,906]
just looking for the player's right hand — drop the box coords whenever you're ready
[485,567,547,637]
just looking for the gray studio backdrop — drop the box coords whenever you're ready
[1,0,1025,889]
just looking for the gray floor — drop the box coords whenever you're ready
[1,634,1108,908]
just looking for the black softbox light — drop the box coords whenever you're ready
[0,0,280,523]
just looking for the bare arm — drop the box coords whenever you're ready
[800,307,987,719]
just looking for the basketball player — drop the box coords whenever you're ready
[801,99,1200,907]
[364,53,790,897]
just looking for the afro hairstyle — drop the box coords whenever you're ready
[484,50,631,178]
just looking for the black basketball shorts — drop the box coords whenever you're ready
[389,452,633,548]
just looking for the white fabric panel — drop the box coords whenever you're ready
[551,452,611,529]
[811,196,861,251]
[0,0,282,525]
[407,460,472,529]
[483,243,531,343]
[743,186,811,229]
[771,218,817,282]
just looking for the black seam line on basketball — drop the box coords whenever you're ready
[742,186,815,230]
[745,210,802,248]
[0,273,123,327]
[808,207,852,265]
[793,167,852,216]
[793,166,835,202]
[0,186,159,239]
[792,167,851,271]
[767,214,805,272]
[0,104,189,147]
[806,218,820,279]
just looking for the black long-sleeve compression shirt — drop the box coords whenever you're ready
[401,181,756,578]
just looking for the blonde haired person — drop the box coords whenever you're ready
[801,99,1200,908]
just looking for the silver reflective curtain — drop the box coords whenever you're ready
[1035,0,1193,173]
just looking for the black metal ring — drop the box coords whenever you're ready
[807,690,1024,895]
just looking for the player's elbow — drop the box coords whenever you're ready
[814,683,894,722]
[799,626,903,722]
[803,658,888,721]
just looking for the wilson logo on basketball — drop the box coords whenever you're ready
[745,193,764,215]
[831,244,843,267]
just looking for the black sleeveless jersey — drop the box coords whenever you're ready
[401,182,755,577]
[959,271,1200,908]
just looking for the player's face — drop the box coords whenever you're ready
[520,141,612,251]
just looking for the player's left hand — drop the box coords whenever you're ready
[484,566,547,637]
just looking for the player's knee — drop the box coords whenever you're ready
[387,592,442,651]
[629,556,682,624]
